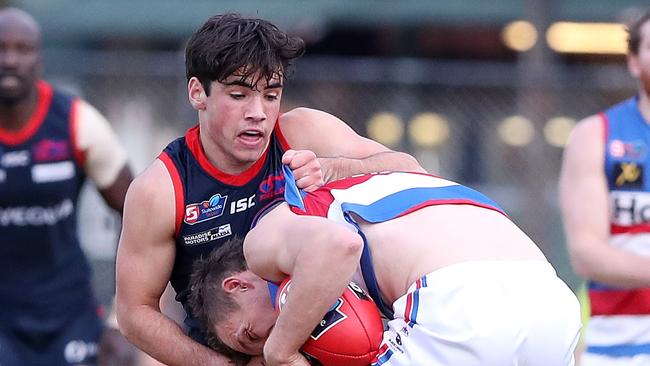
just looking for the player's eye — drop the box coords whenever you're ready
[245,329,259,341]
[230,93,245,100]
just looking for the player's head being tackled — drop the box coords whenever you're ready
[189,169,582,366]
[188,237,258,366]
[189,236,382,366]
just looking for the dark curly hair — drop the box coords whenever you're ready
[188,236,251,365]
[185,12,306,95]
[628,9,650,55]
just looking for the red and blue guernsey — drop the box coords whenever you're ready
[0,81,91,332]
[159,123,289,340]
[587,96,650,359]
[282,166,505,318]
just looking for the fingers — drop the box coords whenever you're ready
[282,150,324,191]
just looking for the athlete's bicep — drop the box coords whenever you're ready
[116,161,176,310]
[280,107,389,158]
[244,203,361,282]
[73,100,130,189]
[559,115,610,264]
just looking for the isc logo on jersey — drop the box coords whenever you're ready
[184,194,227,225]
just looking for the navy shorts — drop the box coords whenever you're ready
[0,302,103,366]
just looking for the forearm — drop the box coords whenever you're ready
[322,151,425,182]
[571,242,650,288]
[265,233,362,359]
[119,305,232,366]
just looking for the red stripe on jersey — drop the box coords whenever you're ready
[372,343,390,363]
[598,112,609,147]
[404,292,414,324]
[158,152,185,235]
[610,223,650,234]
[397,199,508,219]
[69,99,86,167]
[274,116,291,151]
[590,287,650,315]
[0,80,53,145]
[184,125,269,186]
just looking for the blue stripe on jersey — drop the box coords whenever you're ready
[353,220,395,319]
[587,343,650,357]
[340,185,504,223]
[268,282,279,308]
[588,282,619,291]
[374,348,394,365]
[282,165,305,210]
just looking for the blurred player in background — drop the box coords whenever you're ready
[0,7,138,366]
[190,168,581,366]
[559,10,650,366]
[115,12,423,366]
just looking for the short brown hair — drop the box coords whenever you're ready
[188,236,250,365]
[185,12,305,95]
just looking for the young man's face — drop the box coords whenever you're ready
[199,73,283,174]
[214,274,278,355]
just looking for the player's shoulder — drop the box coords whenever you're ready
[279,107,337,129]
[562,114,606,167]
[126,159,174,205]
[567,114,604,147]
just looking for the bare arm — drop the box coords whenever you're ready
[116,161,233,366]
[280,107,425,182]
[559,115,650,288]
[98,165,134,214]
[243,204,364,365]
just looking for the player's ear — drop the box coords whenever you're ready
[188,77,207,111]
[222,276,244,294]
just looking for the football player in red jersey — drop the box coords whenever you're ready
[191,170,582,366]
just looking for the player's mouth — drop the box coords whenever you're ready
[237,129,265,147]
[0,75,22,89]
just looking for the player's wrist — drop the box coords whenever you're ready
[263,334,297,365]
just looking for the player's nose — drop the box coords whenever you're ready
[244,96,266,122]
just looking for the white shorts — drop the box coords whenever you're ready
[372,261,582,366]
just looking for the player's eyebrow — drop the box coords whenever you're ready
[223,79,283,90]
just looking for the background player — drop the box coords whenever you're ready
[115,13,424,366]
[559,10,650,365]
[0,7,137,366]
[192,168,582,366]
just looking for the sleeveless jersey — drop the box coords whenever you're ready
[0,81,91,332]
[586,97,650,358]
[282,167,506,318]
[160,123,289,334]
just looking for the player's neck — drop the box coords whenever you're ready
[198,130,257,175]
[0,89,38,132]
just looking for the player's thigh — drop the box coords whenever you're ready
[44,305,103,366]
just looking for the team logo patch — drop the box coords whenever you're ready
[609,139,646,160]
[33,139,70,162]
[184,193,228,225]
[182,224,232,245]
[612,162,644,189]
[310,298,348,340]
